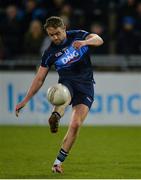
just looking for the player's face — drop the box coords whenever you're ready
[46,27,66,45]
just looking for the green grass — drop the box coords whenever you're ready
[0,126,141,179]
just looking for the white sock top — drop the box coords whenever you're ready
[54,158,61,165]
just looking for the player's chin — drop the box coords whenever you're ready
[54,40,61,45]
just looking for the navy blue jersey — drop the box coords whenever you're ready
[41,30,94,83]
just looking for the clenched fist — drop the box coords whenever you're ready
[72,40,86,49]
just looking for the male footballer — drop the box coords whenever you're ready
[15,16,103,173]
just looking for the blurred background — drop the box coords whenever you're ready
[0,0,141,70]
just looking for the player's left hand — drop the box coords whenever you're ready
[72,40,86,49]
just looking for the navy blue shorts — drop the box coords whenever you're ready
[58,80,94,109]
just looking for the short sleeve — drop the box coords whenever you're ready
[75,30,90,40]
[41,50,53,68]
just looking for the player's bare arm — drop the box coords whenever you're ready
[15,66,49,117]
[72,33,104,49]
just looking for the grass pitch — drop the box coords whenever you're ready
[0,126,141,179]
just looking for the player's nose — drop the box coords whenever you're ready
[53,35,58,40]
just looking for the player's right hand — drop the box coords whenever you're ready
[15,102,26,117]
[72,40,86,49]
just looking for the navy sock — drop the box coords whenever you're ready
[56,148,68,163]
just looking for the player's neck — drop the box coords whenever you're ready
[61,37,67,45]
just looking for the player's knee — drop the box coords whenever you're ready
[70,119,82,130]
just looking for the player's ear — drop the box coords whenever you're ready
[63,25,66,31]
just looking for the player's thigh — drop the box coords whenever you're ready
[70,104,89,125]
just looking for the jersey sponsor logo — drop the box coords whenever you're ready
[61,49,80,64]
